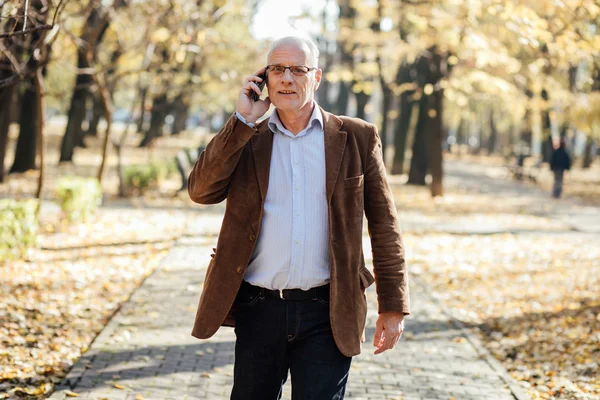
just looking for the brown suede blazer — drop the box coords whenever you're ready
[188,107,410,357]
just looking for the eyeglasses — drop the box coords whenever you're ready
[267,65,317,76]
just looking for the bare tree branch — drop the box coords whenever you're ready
[51,0,67,25]
[0,23,51,38]
[23,0,30,31]
[0,39,23,73]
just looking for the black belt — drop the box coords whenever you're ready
[240,280,330,301]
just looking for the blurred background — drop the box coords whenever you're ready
[0,0,598,197]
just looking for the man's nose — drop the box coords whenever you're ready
[280,69,294,82]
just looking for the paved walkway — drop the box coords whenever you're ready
[48,161,573,400]
[444,161,600,234]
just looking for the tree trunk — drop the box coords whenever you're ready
[455,118,466,156]
[379,85,392,160]
[170,94,190,135]
[487,108,497,154]
[0,93,12,183]
[10,0,48,174]
[136,87,148,133]
[335,1,355,117]
[59,3,112,162]
[9,89,21,124]
[0,8,23,183]
[86,92,103,136]
[60,77,89,161]
[34,68,45,211]
[335,81,351,116]
[94,68,113,184]
[354,90,370,121]
[317,50,333,111]
[471,113,483,154]
[139,93,168,147]
[541,89,553,163]
[391,92,413,175]
[582,136,594,168]
[428,90,443,197]
[407,94,429,185]
[0,85,14,183]
[10,79,39,173]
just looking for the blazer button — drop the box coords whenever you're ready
[249,234,256,241]
[236,265,244,274]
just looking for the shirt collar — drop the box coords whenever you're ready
[268,101,323,138]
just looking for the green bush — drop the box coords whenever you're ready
[0,199,38,262]
[123,160,176,194]
[55,176,102,222]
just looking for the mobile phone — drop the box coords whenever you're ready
[251,71,267,102]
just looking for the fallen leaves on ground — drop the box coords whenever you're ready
[0,208,189,399]
[389,179,600,399]
[405,224,599,399]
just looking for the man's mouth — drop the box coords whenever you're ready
[279,90,295,95]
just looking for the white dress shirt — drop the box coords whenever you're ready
[235,103,330,290]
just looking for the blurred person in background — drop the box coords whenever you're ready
[550,136,572,198]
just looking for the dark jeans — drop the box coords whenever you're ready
[231,284,352,400]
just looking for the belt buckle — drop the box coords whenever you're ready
[278,289,284,299]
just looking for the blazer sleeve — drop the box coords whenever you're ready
[363,125,410,316]
[188,114,257,204]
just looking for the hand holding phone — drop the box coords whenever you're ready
[237,67,271,124]
[251,71,267,102]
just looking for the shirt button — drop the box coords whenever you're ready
[249,234,256,241]
[296,212,300,216]
[296,186,300,191]
[295,161,299,165]
[295,239,300,244]
[236,265,244,274]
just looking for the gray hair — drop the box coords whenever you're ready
[267,36,320,68]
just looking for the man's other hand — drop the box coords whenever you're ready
[237,67,271,124]
[373,312,404,354]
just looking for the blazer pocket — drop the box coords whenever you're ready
[344,174,364,188]
[359,267,375,290]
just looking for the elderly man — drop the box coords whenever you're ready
[188,36,410,400]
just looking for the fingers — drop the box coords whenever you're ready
[253,66,268,77]
[239,66,268,102]
[245,74,265,85]
[245,70,266,86]
[249,81,261,97]
[240,80,261,100]
[374,331,395,354]
[374,323,404,355]
[373,321,383,347]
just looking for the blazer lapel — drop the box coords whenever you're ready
[251,120,274,201]
[321,107,346,202]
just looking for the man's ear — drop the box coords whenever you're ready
[314,68,323,91]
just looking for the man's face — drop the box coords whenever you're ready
[266,43,322,114]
